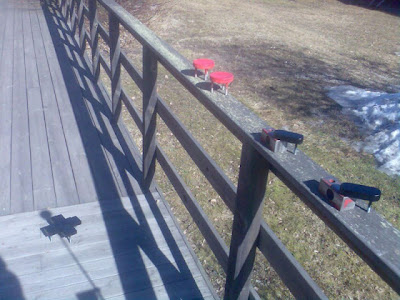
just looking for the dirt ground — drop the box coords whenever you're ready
[100,0,400,298]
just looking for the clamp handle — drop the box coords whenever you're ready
[339,183,381,202]
[340,183,381,213]
[272,130,304,145]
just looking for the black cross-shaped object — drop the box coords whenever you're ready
[40,214,82,243]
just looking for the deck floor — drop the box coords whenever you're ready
[0,0,142,215]
[0,0,216,298]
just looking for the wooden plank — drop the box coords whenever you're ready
[105,276,213,300]
[23,266,204,300]
[109,12,122,122]
[27,87,57,210]
[89,0,100,81]
[0,204,178,260]
[43,6,117,203]
[99,52,112,78]
[0,1,8,57]
[0,195,213,299]
[3,231,189,280]
[46,3,145,198]
[120,51,143,90]
[259,222,327,299]
[142,45,157,190]
[224,143,269,300]
[10,5,33,213]
[24,10,56,210]
[121,89,142,132]
[37,7,100,204]
[98,22,110,45]
[0,194,169,243]
[157,145,230,271]
[23,9,39,89]
[31,10,80,207]
[0,5,14,215]
[76,0,86,52]
[158,97,236,211]
[5,244,200,295]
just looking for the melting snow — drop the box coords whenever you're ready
[327,85,400,176]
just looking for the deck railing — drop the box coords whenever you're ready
[54,0,400,298]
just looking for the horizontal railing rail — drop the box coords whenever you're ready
[56,0,400,298]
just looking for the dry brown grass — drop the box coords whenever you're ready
[92,0,400,298]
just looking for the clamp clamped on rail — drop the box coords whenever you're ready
[319,178,381,212]
[261,128,304,154]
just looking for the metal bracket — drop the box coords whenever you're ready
[261,128,304,154]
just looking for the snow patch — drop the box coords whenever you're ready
[327,85,400,176]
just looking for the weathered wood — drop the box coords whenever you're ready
[142,45,158,190]
[157,145,230,270]
[109,12,122,122]
[0,194,215,299]
[106,276,213,300]
[25,8,55,211]
[158,98,236,211]
[68,0,76,33]
[98,22,110,45]
[11,5,33,213]
[120,51,143,90]
[121,89,143,132]
[0,6,14,215]
[89,0,100,81]
[27,87,57,210]
[258,222,327,299]
[99,52,112,78]
[76,0,86,53]
[224,144,269,300]
[94,0,400,292]
[38,6,100,204]
[31,9,80,207]
[49,2,142,198]
[23,9,40,89]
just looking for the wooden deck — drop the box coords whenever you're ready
[0,0,216,298]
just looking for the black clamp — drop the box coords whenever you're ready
[319,178,381,212]
[261,128,304,154]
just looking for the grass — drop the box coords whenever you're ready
[92,0,400,298]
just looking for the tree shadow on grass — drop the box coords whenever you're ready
[337,0,400,17]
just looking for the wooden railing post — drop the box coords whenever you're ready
[89,0,100,81]
[60,0,67,17]
[109,13,122,123]
[142,46,158,191]
[65,0,71,21]
[76,0,86,53]
[69,0,77,34]
[224,143,269,299]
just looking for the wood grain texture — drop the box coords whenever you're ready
[0,4,14,215]
[31,9,80,207]
[37,5,99,205]
[109,12,122,122]
[11,5,33,213]
[142,45,158,191]
[89,0,100,81]
[0,194,216,299]
[224,144,269,300]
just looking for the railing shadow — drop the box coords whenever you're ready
[41,1,206,298]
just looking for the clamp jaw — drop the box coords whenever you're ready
[319,178,381,212]
[261,128,304,154]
